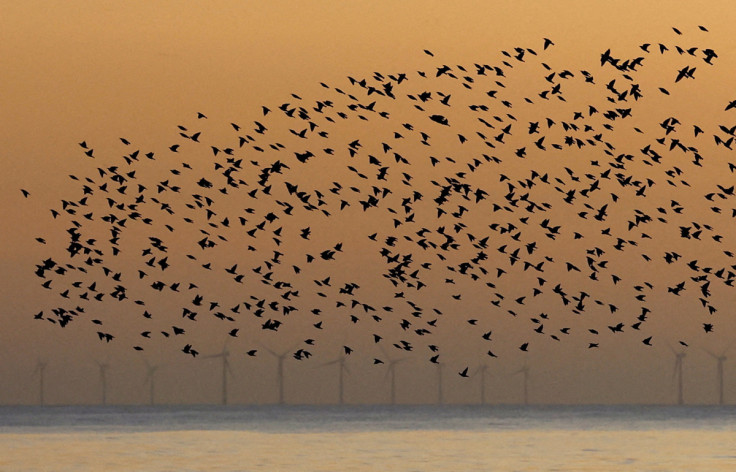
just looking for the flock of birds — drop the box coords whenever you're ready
[22,25,736,385]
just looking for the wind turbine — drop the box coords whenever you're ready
[97,360,110,405]
[669,345,687,405]
[202,344,233,405]
[511,360,530,405]
[262,344,296,405]
[33,359,48,406]
[320,351,350,404]
[702,346,730,405]
[380,346,406,405]
[142,359,160,406]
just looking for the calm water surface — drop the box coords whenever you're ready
[1,404,735,471]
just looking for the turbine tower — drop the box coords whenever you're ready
[203,344,232,405]
[511,361,530,405]
[475,363,490,405]
[143,359,159,406]
[97,360,109,405]
[436,363,444,405]
[33,359,48,406]
[386,359,401,404]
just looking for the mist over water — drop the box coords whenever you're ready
[2,404,735,471]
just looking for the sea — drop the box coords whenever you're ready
[1,404,735,471]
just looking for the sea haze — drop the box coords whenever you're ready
[1,405,735,471]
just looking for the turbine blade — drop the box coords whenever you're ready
[701,347,718,359]
[201,354,223,360]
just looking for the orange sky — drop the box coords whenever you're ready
[2,1,736,406]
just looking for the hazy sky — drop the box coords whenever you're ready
[3,1,736,406]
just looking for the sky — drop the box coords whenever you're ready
[2,1,736,406]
